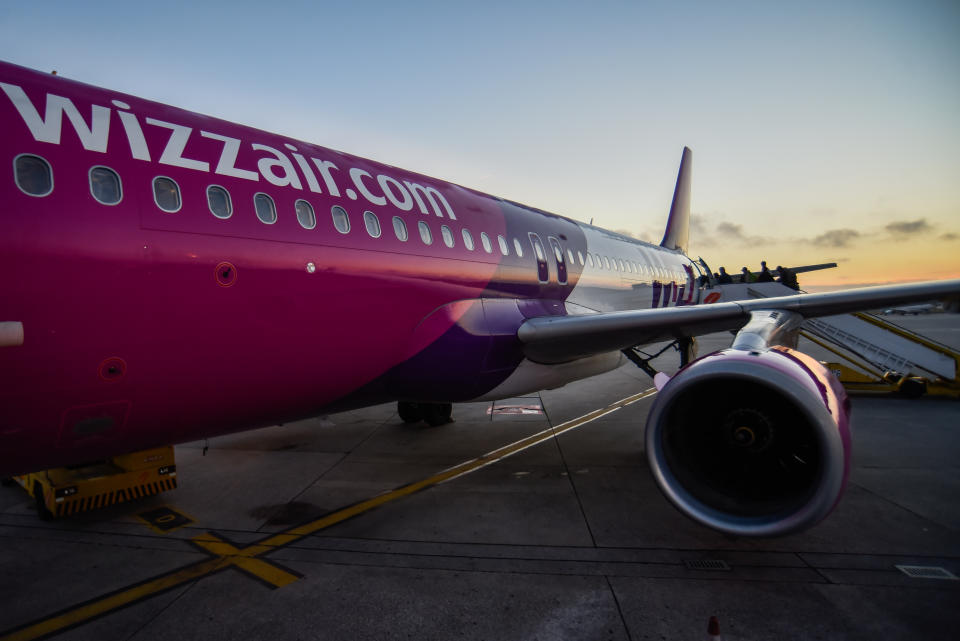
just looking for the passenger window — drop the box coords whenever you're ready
[364,210,381,238]
[296,200,316,229]
[528,233,549,283]
[207,185,232,219]
[418,221,433,245]
[14,154,52,196]
[89,166,121,205]
[586,253,594,267]
[153,176,180,212]
[462,228,475,250]
[480,232,493,253]
[567,249,576,265]
[441,225,455,247]
[603,256,611,270]
[254,193,277,224]
[498,235,509,255]
[331,206,350,234]
[393,216,408,241]
[513,238,523,257]
[577,251,584,265]
[595,253,603,268]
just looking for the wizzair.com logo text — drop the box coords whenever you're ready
[1,82,456,219]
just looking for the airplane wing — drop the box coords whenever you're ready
[518,279,960,364]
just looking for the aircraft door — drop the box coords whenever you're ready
[547,237,568,284]
[528,233,549,283]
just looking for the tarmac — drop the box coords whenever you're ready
[1,314,958,641]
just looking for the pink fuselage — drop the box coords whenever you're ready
[0,61,699,475]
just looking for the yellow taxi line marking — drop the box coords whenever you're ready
[190,533,301,588]
[0,387,656,641]
[0,558,230,641]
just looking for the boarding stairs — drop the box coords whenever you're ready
[713,281,960,397]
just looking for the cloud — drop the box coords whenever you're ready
[716,222,744,237]
[712,221,772,247]
[810,229,860,248]
[612,228,637,239]
[939,232,958,241]
[885,219,932,238]
[688,214,717,247]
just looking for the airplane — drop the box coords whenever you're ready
[1,59,958,537]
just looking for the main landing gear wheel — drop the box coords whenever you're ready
[398,401,423,423]
[397,402,453,426]
[421,403,453,427]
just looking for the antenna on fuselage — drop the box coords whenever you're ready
[660,146,692,254]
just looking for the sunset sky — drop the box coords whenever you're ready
[2,1,957,287]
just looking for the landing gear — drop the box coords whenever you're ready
[421,403,453,426]
[397,401,422,423]
[397,401,453,426]
[623,336,698,378]
[679,336,698,367]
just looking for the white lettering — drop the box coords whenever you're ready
[252,143,302,189]
[200,131,259,181]
[1,83,110,152]
[291,153,322,192]
[349,168,385,206]
[116,110,150,161]
[403,181,456,220]
[377,175,413,211]
[311,158,341,197]
[146,118,209,171]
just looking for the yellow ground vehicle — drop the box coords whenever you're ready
[12,446,177,519]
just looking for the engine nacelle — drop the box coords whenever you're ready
[645,346,851,537]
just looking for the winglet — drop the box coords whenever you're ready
[660,146,692,254]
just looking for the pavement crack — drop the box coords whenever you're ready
[540,392,599,548]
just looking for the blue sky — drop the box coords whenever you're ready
[2,0,958,284]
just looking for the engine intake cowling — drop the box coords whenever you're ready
[645,346,851,537]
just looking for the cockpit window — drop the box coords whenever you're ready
[89,166,122,205]
[14,154,53,196]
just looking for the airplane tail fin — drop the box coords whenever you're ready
[660,146,692,254]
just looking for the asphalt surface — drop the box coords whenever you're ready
[1,314,958,641]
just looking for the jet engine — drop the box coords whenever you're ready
[645,313,851,537]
